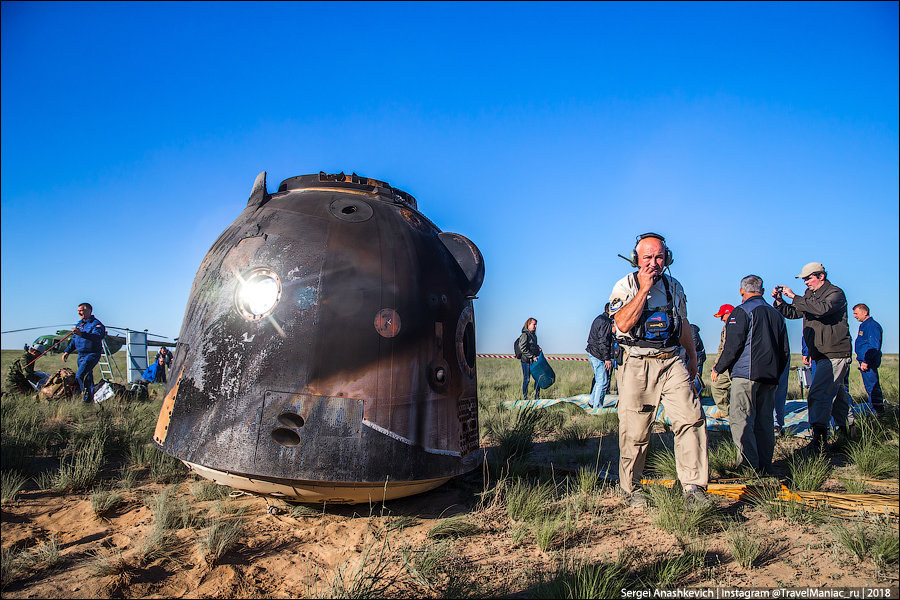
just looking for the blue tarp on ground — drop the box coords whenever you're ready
[501,393,875,438]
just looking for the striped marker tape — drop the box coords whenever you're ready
[476,354,590,362]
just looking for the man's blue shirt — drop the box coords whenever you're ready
[64,316,106,355]
[855,317,883,367]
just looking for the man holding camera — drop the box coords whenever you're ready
[609,233,708,508]
[773,262,852,452]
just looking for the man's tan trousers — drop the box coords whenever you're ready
[618,352,709,494]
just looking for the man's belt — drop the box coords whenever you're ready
[626,349,680,360]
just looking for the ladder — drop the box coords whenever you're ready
[100,339,123,381]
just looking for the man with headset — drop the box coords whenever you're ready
[609,233,709,508]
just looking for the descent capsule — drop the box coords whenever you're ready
[153,171,484,503]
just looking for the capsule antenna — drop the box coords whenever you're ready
[248,171,270,208]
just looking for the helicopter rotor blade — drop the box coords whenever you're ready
[1,324,73,334]
[106,326,171,340]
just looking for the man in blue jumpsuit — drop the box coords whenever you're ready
[853,303,883,415]
[62,302,106,403]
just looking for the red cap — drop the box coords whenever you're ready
[713,304,734,318]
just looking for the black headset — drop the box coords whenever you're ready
[629,232,673,267]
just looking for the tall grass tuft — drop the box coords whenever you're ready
[788,452,832,491]
[748,485,826,525]
[289,503,320,518]
[591,411,619,436]
[560,421,596,447]
[726,524,767,568]
[491,408,543,470]
[848,413,900,479]
[127,440,155,469]
[402,541,450,590]
[507,479,556,522]
[638,546,705,587]
[870,525,900,571]
[325,534,398,599]
[646,445,679,481]
[1,470,28,505]
[137,526,178,566]
[89,548,129,578]
[147,485,196,530]
[708,439,742,478]
[532,553,632,599]
[18,535,61,572]
[149,447,188,483]
[90,488,124,518]
[1,546,22,590]
[427,514,478,539]
[848,440,898,480]
[386,515,419,532]
[190,479,230,501]
[401,541,473,596]
[647,485,718,538]
[532,511,566,552]
[198,515,244,566]
[829,522,868,562]
[830,521,899,571]
[53,436,105,492]
[575,466,600,496]
[838,477,866,494]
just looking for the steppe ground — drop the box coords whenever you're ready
[2,350,898,598]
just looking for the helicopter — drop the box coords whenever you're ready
[1,324,174,354]
[29,328,174,354]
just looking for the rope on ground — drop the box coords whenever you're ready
[639,478,900,516]
[228,490,255,498]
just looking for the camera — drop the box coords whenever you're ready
[775,286,784,294]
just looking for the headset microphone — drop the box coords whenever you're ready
[617,253,638,268]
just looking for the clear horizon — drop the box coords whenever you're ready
[2,1,898,355]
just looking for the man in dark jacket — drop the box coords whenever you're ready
[62,302,107,404]
[713,275,789,472]
[586,304,615,410]
[773,262,852,451]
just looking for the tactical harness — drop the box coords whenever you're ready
[621,273,682,349]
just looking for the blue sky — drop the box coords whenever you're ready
[2,1,898,356]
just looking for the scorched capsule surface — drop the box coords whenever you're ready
[153,172,484,503]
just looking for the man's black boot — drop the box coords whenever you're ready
[829,423,854,452]
[805,426,828,454]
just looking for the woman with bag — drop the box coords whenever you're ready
[516,317,543,400]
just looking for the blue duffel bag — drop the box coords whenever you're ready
[530,352,556,389]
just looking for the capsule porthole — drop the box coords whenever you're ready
[277,413,305,428]
[235,268,281,321]
[271,428,301,447]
